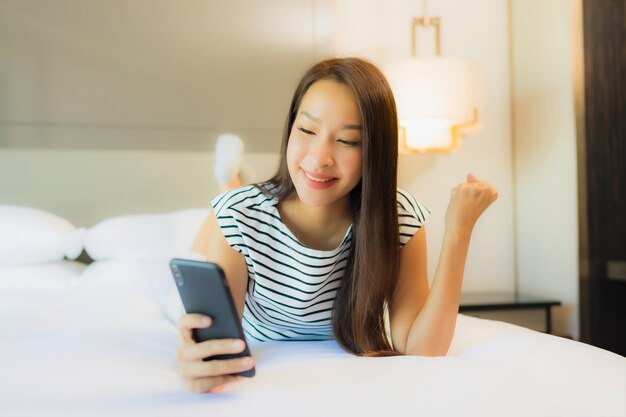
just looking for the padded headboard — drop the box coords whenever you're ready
[0,149,280,228]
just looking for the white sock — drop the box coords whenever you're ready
[213,134,244,184]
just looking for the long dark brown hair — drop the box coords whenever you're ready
[267,57,400,356]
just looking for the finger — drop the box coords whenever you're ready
[177,338,247,362]
[467,172,478,183]
[184,375,245,394]
[181,356,255,379]
[178,314,212,344]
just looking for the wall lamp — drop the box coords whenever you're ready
[385,1,480,154]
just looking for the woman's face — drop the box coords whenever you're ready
[287,79,363,208]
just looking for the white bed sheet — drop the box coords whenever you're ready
[0,261,85,291]
[1,267,624,417]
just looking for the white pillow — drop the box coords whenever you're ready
[77,259,171,295]
[0,205,84,265]
[77,259,189,324]
[83,208,209,261]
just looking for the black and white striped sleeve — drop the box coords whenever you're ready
[396,188,430,247]
[210,186,256,257]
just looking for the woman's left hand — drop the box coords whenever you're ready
[444,173,499,234]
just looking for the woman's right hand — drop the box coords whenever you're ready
[176,313,255,393]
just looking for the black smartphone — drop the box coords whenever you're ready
[169,258,255,378]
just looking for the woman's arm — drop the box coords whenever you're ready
[390,173,498,356]
[175,210,251,393]
[201,210,249,319]
[190,208,247,316]
[190,217,211,256]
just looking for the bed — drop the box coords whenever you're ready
[1,205,624,417]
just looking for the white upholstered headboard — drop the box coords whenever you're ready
[0,149,279,228]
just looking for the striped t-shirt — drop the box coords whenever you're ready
[210,183,430,342]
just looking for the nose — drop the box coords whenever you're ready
[306,137,334,169]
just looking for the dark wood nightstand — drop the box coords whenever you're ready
[459,292,562,334]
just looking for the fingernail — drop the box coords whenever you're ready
[232,340,244,349]
[201,317,211,326]
[210,385,225,393]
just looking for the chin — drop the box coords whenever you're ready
[294,190,335,207]
[292,183,338,207]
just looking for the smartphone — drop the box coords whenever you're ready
[169,258,255,378]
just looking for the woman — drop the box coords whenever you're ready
[178,57,498,393]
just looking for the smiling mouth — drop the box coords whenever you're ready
[303,170,337,183]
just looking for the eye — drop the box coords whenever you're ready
[338,139,360,147]
[297,126,315,135]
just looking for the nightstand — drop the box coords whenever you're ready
[459,292,562,334]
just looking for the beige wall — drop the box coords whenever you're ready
[0,0,333,152]
[511,0,580,339]
[335,0,517,295]
[0,0,517,295]
[0,0,581,337]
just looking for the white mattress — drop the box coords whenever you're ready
[0,261,85,291]
[0,262,624,417]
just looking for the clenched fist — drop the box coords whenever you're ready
[444,173,498,233]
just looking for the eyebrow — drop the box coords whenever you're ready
[300,111,362,130]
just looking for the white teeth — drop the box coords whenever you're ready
[305,171,334,183]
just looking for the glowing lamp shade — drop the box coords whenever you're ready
[385,57,480,153]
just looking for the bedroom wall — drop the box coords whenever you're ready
[0,0,580,337]
[331,0,580,338]
[510,0,580,339]
[333,0,517,296]
[0,1,515,293]
[0,0,334,152]
[0,1,314,223]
